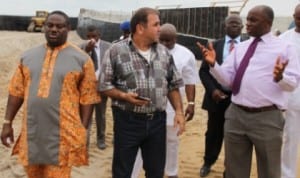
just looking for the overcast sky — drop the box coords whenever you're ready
[0,0,299,17]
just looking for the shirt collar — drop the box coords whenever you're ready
[94,39,100,49]
[259,31,272,43]
[225,35,241,44]
[249,31,272,43]
[128,35,158,52]
[45,42,68,50]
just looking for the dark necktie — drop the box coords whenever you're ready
[232,37,261,95]
[229,39,236,52]
[91,47,98,71]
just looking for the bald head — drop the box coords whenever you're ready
[246,5,274,37]
[295,4,300,11]
[159,23,177,49]
[294,4,300,32]
[255,5,274,24]
[160,23,177,36]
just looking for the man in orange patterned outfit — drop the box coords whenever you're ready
[0,10,100,178]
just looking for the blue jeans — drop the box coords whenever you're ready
[112,107,166,178]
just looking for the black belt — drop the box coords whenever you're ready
[130,111,165,120]
[234,103,278,113]
[112,106,165,120]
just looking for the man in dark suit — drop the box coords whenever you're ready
[199,14,244,177]
[81,25,111,149]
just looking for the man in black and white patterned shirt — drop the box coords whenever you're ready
[99,7,185,178]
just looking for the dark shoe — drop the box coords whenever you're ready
[168,176,178,178]
[200,165,211,177]
[97,142,106,150]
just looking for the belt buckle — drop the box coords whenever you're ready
[146,113,154,120]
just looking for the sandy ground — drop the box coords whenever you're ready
[0,31,299,178]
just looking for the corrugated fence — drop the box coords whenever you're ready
[159,6,229,39]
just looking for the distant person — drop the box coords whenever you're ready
[199,14,245,177]
[113,20,131,43]
[99,7,185,178]
[80,25,111,149]
[197,5,300,178]
[120,20,130,40]
[280,4,300,178]
[131,23,199,178]
[0,10,100,178]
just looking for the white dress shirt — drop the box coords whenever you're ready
[166,44,200,125]
[280,28,300,110]
[222,35,241,61]
[94,40,101,79]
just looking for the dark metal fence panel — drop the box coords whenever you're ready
[159,7,229,39]
[0,15,77,31]
[177,33,208,60]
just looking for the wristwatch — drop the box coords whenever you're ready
[188,101,195,105]
[3,119,11,124]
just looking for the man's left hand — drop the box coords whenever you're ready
[273,56,288,82]
[185,105,194,121]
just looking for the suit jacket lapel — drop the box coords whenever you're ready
[215,39,225,65]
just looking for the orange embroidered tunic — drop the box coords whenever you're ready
[9,42,100,166]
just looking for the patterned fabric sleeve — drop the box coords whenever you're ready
[99,48,115,92]
[9,62,25,98]
[79,58,101,105]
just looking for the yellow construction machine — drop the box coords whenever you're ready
[27,11,48,32]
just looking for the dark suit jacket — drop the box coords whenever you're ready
[80,40,111,67]
[199,36,248,112]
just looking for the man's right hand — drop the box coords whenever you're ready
[196,42,216,66]
[85,38,96,52]
[212,89,228,103]
[1,123,14,148]
[121,92,150,106]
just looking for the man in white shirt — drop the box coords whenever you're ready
[81,25,111,149]
[131,23,199,178]
[280,4,300,178]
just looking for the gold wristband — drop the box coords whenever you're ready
[3,119,11,124]
[188,101,195,105]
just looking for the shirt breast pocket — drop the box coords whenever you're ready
[119,62,138,90]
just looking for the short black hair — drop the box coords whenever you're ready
[130,7,159,34]
[224,14,242,25]
[86,25,101,37]
[46,10,70,25]
[87,25,100,33]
